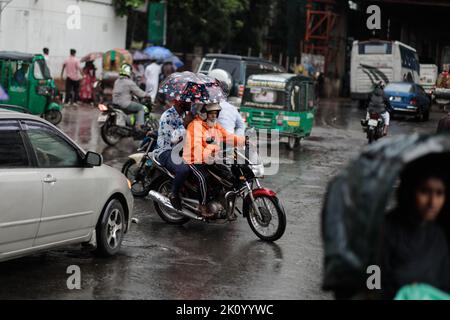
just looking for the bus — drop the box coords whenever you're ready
[350,40,420,106]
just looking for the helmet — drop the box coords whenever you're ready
[202,103,222,113]
[119,63,132,77]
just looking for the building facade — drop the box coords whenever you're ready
[0,0,127,77]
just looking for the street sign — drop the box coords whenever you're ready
[148,2,166,46]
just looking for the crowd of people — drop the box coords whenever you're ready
[43,47,178,107]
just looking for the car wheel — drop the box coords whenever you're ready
[95,199,125,257]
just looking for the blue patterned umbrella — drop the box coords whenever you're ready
[144,46,173,61]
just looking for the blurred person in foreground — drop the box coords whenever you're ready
[380,162,450,299]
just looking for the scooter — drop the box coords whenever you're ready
[121,132,158,197]
[361,111,386,144]
[97,97,159,146]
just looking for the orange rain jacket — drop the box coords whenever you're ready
[183,116,245,165]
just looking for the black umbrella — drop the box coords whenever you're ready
[322,133,450,293]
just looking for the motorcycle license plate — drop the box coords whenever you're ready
[368,119,378,126]
[97,114,108,123]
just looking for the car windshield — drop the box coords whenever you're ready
[385,83,414,93]
[213,59,242,80]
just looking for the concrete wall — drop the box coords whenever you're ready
[0,0,127,78]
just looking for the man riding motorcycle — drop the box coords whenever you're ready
[112,63,151,132]
[183,103,245,218]
[366,82,390,136]
[154,99,193,212]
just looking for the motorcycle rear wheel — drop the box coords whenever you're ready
[246,195,286,242]
[153,178,190,225]
[101,121,122,146]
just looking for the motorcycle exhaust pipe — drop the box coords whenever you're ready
[148,191,204,221]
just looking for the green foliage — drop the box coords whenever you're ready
[166,0,250,52]
[113,0,147,17]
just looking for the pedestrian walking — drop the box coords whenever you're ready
[61,49,83,105]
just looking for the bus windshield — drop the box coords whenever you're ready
[358,42,392,55]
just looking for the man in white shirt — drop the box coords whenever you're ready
[145,59,162,103]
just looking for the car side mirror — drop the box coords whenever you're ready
[85,151,102,167]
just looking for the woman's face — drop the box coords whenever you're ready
[414,177,446,221]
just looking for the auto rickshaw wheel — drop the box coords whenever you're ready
[44,110,62,125]
[287,137,300,150]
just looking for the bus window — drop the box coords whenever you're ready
[358,42,392,55]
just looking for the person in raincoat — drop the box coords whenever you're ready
[380,160,450,299]
[366,82,390,136]
[112,63,151,131]
[183,103,245,218]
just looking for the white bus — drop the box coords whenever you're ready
[350,40,420,105]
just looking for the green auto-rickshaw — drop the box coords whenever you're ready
[239,73,316,150]
[0,51,63,124]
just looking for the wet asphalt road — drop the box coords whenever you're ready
[0,99,442,299]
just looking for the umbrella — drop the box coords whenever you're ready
[133,50,151,61]
[164,55,184,69]
[158,71,225,104]
[0,85,8,101]
[144,46,173,61]
[322,133,450,293]
[80,52,103,62]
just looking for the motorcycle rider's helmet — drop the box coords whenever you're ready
[119,63,132,77]
[199,103,222,120]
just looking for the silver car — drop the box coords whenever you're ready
[0,109,134,262]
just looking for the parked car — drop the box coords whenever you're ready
[0,108,134,262]
[197,54,285,107]
[384,82,431,121]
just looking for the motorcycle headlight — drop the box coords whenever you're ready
[251,163,264,178]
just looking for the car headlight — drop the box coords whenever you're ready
[251,164,264,178]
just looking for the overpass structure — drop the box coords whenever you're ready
[304,0,450,95]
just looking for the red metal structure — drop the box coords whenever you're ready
[303,0,339,74]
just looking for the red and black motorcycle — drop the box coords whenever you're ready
[147,139,286,242]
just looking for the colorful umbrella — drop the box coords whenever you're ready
[0,85,8,101]
[158,72,225,104]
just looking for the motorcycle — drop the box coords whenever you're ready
[361,111,386,144]
[147,138,287,242]
[122,131,158,197]
[97,97,159,146]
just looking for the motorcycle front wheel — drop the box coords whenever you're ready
[101,120,122,146]
[245,195,286,242]
[122,159,152,197]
